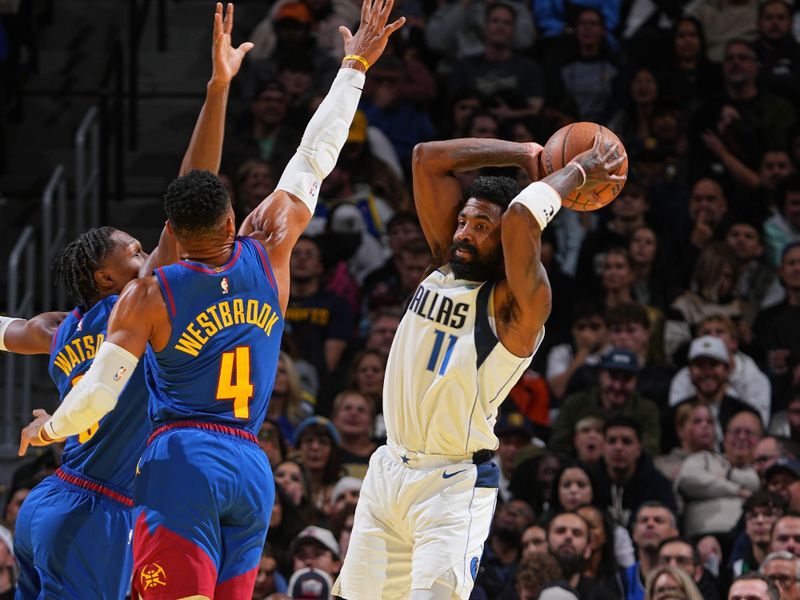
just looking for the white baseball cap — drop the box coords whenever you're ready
[688,335,729,363]
[292,526,341,559]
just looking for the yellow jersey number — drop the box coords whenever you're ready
[216,346,253,419]
[70,374,100,443]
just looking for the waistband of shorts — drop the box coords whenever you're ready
[386,441,495,468]
[148,420,258,446]
[55,467,134,508]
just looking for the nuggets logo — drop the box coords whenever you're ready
[221,277,229,295]
[140,563,167,590]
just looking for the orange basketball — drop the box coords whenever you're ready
[539,122,628,211]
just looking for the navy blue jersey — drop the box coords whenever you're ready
[48,296,150,497]
[145,236,284,435]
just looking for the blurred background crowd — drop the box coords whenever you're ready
[4,0,800,599]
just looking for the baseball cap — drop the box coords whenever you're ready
[330,476,362,505]
[329,203,365,235]
[599,348,639,373]
[688,335,729,363]
[293,416,340,447]
[495,411,534,439]
[538,582,580,600]
[274,1,312,24]
[287,567,333,599]
[765,457,800,481]
[347,111,368,144]
[292,526,341,558]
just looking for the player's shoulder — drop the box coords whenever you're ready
[117,275,162,307]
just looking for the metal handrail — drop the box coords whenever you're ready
[41,165,68,310]
[75,107,100,232]
[3,227,36,450]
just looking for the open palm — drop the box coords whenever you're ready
[211,3,253,84]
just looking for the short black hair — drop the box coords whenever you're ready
[604,415,642,440]
[731,573,780,600]
[605,302,650,330]
[53,226,119,308]
[464,175,520,213]
[386,211,420,234]
[164,170,230,236]
[744,489,788,515]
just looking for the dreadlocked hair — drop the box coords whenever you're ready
[164,170,230,236]
[53,226,118,308]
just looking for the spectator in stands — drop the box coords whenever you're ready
[362,238,430,315]
[252,544,286,599]
[764,177,800,268]
[658,537,720,600]
[608,67,660,157]
[345,349,386,419]
[592,418,676,527]
[771,514,800,557]
[728,572,781,600]
[290,525,342,580]
[754,0,800,104]
[2,485,28,534]
[753,436,800,482]
[629,225,676,312]
[725,220,785,324]
[286,236,354,407]
[669,315,771,427]
[655,402,716,482]
[293,416,343,512]
[545,7,619,124]
[676,409,761,538]
[324,476,361,524]
[269,485,311,577]
[513,552,563,600]
[0,525,15,600]
[643,565,704,600]
[664,243,742,364]
[331,390,377,479]
[521,525,548,558]
[622,502,679,600]
[493,411,534,504]
[665,179,730,290]
[668,335,757,448]
[573,414,605,466]
[576,180,650,290]
[274,459,316,520]
[599,248,639,312]
[662,16,722,111]
[362,212,423,290]
[684,0,758,63]
[510,451,562,516]
[760,550,800,600]
[232,159,277,222]
[550,349,661,457]
[267,352,314,442]
[446,3,543,126]
[476,500,534,598]
[362,308,401,357]
[754,242,800,406]
[730,491,788,578]
[769,395,800,444]
[258,418,288,467]
[577,503,632,589]
[546,301,609,402]
[766,459,800,513]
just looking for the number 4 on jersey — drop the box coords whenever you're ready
[216,346,253,419]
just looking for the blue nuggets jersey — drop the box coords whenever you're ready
[145,236,284,435]
[48,296,150,497]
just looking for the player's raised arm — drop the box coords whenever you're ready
[498,133,626,355]
[411,139,542,268]
[142,2,252,274]
[0,312,67,355]
[238,0,404,312]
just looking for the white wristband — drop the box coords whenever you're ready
[568,161,587,188]
[0,316,23,352]
[508,181,562,231]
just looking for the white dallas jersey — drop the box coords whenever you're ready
[384,265,543,456]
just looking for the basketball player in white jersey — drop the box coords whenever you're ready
[332,133,625,600]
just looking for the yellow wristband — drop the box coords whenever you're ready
[37,426,50,444]
[342,54,370,71]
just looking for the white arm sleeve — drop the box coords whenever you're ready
[276,67,366,214]
[0,316,23,351]
[44,342,139,439]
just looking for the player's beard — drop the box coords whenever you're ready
[554,548,586,579]
[448,241,503,282]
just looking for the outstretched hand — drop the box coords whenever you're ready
[211,3,253,85]
[339,0,406,69]
[573,132,627,190]
[18,409,60,457]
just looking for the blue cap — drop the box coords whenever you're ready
[292,415,340,447]
[494,411,534,439]
[599,348,640,373]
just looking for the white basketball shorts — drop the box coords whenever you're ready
[332,444,498,600]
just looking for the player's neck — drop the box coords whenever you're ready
[181,239,236,268]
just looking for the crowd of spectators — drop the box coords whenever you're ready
[4,0,800,599]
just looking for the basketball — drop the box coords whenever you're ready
[539,122,628,211]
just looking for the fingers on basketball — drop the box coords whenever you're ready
[540,122,628,212]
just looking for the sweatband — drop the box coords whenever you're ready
[568,161,587,188]
[44,341,139,439]
[508,181,562,231]
[276,68,366,214]
[0,316,22,352]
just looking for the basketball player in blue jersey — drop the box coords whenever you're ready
[18,2,404,598]
[333,134,626,600]
[5,5,251,598]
